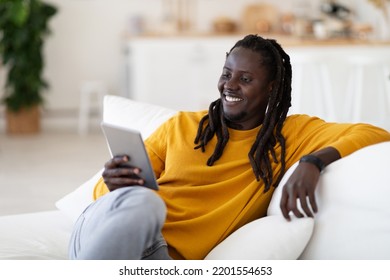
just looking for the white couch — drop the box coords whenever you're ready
[1,95,389,260]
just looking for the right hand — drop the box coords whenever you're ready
[102,155,145,192]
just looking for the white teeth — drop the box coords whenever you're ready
[225,95,242,102]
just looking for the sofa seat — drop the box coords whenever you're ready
[0,211,72,259]
[1,95,389,260]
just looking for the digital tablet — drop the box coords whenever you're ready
[101,122,159,190]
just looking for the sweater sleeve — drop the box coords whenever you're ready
[144,114,175,179]
[324,123,390,157]
[286,115,390,159]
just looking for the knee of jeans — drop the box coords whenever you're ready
[111,187,166,224]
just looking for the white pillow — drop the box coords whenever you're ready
[103,95,177,140]
[268,141,390,259]
[55,95,177,223]
[55,169,103,222]
[205,216,314,260]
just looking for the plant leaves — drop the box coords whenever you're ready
[0,0,58,111]
[10,0,30,27]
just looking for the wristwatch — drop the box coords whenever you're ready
[299,155,325,172]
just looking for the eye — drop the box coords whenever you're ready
[240,76,252,83]
[220,70,231,80]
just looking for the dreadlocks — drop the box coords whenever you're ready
[194,34,292,192]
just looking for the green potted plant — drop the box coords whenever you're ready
[0,0,57,134]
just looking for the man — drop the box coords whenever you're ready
[69,34,390,260]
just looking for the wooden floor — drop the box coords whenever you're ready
[0,131,109,216]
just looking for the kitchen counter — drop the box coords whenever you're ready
[125,34,390,130]
[127,32,390,46]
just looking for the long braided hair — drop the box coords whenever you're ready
[194,34,292,192]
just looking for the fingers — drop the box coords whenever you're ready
[102,155,145,191]
[292,197,305,218]
[102,164,141,178]
[308,192,318,214]
[106,177,145,192]
[280,193,290,220]
[104,155,132,169]
[298,192,312,218]
[279,164,320,221]
[280,187,317,220]
[280,192,302,220]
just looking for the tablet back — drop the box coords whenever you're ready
[101,122,159,190]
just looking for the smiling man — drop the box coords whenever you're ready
[219,46,271,129]
[69,34,390,260]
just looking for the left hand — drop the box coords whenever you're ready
[279,162,320,220]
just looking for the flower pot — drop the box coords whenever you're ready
[6,106,41,134]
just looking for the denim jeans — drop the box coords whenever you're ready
[68,186,172,260]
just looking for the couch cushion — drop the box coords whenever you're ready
[102,95,177,139]
[268,141,390,259]
[55,168,103,223]
[205,215,314,260]
[0,211,72,260]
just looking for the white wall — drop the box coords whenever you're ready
[43,0,163,111]
[1,0,388,113]
[42,0,306,111]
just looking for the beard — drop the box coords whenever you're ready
[223,110,248,124]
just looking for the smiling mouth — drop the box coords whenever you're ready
[224,94,243,102]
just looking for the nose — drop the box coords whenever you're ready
[224,76,239,91]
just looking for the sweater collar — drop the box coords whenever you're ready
[228,125,261,141]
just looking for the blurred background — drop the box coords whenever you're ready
[1,0,390,131]
[0,0,389,215]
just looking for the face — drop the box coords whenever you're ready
[218,47,273,130]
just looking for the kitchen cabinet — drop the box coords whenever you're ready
[286,44,390,129]
[126,37,235,111]
[126,36,390,130]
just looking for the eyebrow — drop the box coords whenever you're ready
[223,66,253,75]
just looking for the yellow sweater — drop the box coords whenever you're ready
[93,112,390,260]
